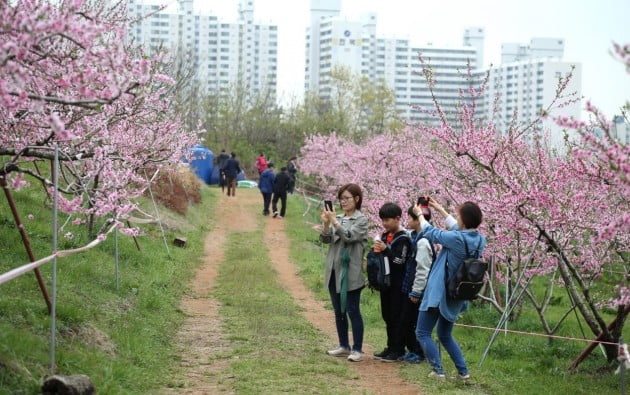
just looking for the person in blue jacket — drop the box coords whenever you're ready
[258,162,275,215]
[413,197,486,381]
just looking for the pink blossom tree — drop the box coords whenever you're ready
[0,0,197,235]
[299,48,629,362]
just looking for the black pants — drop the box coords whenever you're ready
[380,286,407,354]
[400,297,424,356]
[261,192,272,215]
[272,192,287,217]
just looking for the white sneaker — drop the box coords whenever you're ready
[326,346,350,357]
[347,350,363,362]
[428,371,446,380]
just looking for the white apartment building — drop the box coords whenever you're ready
[305,0,480,124]
[611,115,630,145]
[305,0,581,149]
[486,39,581,149]
[127,0,277,98]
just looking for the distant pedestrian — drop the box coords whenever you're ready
[217,149,229,194]
[255,153,267,175]
[286,156,298,194]
[223,152,241,197]
[258,163,275,216]
[271,166,291,218]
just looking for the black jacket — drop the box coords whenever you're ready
[273,172,291,194]
[223,157,241,178]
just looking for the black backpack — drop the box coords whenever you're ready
[366,233,409,291]
[446,234,487,300]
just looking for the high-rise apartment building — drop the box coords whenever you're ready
[305,0,581,148]
[127,0,277,98]
[486,39,581,148]
[305,0,480,124]
[611,115,630,145]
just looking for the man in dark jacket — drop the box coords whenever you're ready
[258,163,275,215]
[272,166,291,218]
[223,152,241,197]
[216,149,230,194]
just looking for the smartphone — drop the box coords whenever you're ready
[324,200,333,211]
[417,196,429,206]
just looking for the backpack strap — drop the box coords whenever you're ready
[459,233,482,259]
[412,231,436,263]
[388,232,410,247]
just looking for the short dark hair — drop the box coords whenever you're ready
[379,202,402,219]
[458,201,483,229]
[280,166,287,172]
[231,152,236,157]
[407,206,419,220]
[267,162,274,168]
[337,183,363,210]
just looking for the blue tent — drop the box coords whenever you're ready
[185,145,214,184]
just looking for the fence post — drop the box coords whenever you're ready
[621,338,626,395]
[114,227,119,291]
[50,144,59,371]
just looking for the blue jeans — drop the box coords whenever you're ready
[328,272,364,352]
[416,308,468,376]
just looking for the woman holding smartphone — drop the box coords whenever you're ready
[320,183,369,362]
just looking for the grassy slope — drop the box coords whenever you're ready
[0,185,217,394]
[283,194,629,394]
[1,184,627,394]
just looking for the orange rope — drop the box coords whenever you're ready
[454,322,620,346]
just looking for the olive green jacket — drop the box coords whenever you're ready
[320,210,368,292]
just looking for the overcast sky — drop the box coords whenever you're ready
[164,0,629,117]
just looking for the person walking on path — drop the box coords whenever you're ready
[271,166,291,218]
[223,152,241,197]
[414,197,486,381]
[286,156,298,194]
[320,183,368,362]
[258,163,275,216]
[216,149,230,194]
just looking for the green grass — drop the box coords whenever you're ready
[283,194,629,394]
[2,184,627,394]
[212,224,357,394]
[0,184,218,394]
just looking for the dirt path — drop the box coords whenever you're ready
[166,188,422,394]
[161,193,256,394]
[264,203,423,395]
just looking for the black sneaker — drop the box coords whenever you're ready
[273,211,279,218]
[381,352,403,363]
[373,348,389,359]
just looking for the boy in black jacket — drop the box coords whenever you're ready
[372,202,412,362]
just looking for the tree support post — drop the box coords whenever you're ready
[568,304,630,370]
[0,175,52,313]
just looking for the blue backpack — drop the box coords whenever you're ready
[366,233,410,291]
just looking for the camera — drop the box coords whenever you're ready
[417,196,429,206]
[324,200,333,211]
[416,196,431,220]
